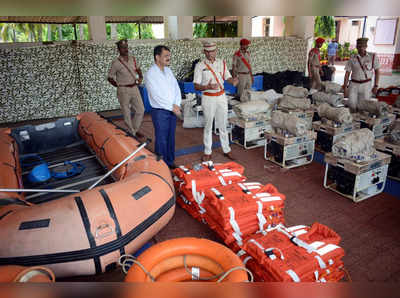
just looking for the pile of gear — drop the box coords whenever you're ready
[317,103,353,125]
[232,100,273,121]
[173,161,346,282]
[269,85,313,137]
[332,128,377,162]
[357,99,391,118]
[237,223,345,282]
[312,81,344,107]
[278,85,311,111]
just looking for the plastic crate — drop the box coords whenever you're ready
[376,87,400,105]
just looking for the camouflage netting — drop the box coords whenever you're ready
[317,103,352,124]
[271,110,307,136]
[332,128,377,162]
[357,100,390,118]
[313,92,344,107]
[0,37,307,123]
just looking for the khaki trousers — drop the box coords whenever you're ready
[117,86,144,135]
[237,73,252,99]
[202,93,231,155]
[310,66,322,90]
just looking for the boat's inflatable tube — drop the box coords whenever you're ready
[0,112,175,278]
[124,237,249,282]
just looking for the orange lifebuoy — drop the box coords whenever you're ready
[124,237,249,282]
[156,267,216,282]
[0,265,55,282]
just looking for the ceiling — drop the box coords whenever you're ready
[0,16,239,24]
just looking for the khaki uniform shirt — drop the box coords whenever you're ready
[108,56,140,86]
[344,53,380,81]
[193,58,232,95]
[232,51,252,74]
[308,50,320,68]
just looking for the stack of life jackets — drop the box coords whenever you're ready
[236,223,345,282]
[173,161,246,224]
[202,182,285,252]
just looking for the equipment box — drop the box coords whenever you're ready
[353,113,395,139]
[277,108,314,130]
[374,137,400,181]
[312,121,361,153]
[229,117,272,149]
[264,131,317,168]
[323,152,391,202]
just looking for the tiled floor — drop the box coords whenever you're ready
[75,111,400,283]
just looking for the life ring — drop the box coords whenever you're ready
[0,265,55,282]
[124,237,249,282]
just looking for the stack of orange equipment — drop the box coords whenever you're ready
[202,182,285,252]
[173,161,246,223]
[237,223,345,282]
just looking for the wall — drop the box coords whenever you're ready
[0,37,307,123]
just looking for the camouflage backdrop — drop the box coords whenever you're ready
[0,37,307,123]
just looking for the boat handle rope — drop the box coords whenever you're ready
[118,253,254,282]
[182,254,254,282]
[118,254,156,282]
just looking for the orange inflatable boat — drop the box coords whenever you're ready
[0,112,175,277]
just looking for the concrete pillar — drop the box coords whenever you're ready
[87,16,107,41]
[270,16,285,37]
[166,16,193,39]
[285,16,314,40]
[47,24,52,41]
[110,23,118,40]
[238,16,252,37]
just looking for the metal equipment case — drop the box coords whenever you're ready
[323,152,391,202]
[312,121,361,153]
[264,131,317,168]
[229,117,272,149]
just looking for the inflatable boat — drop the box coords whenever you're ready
[0,112,175,277]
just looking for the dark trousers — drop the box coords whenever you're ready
[151,108,176,167]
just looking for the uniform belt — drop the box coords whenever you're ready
[119,83,137,87]
[238,72,250,74]
[351,79,371,84]
[203,90,225,97]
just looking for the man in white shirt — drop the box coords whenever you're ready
[193,41,239,162]
[108,39,145,138]
[342,37,380,112]
[145,45,182,169]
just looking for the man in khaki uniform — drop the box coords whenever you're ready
[193,41,239,161]
[232,38,253,99]
[308,37,325,90]
[108,39,145,138]
[343,37,380,112]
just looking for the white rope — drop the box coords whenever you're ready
[118,254,156,282]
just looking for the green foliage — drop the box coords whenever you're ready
[319,42,328,60]
[1,22,153,42]
[314,16,336,39]
[193,23,207,38]
[193,22,237,38]
[112,23,154,40]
